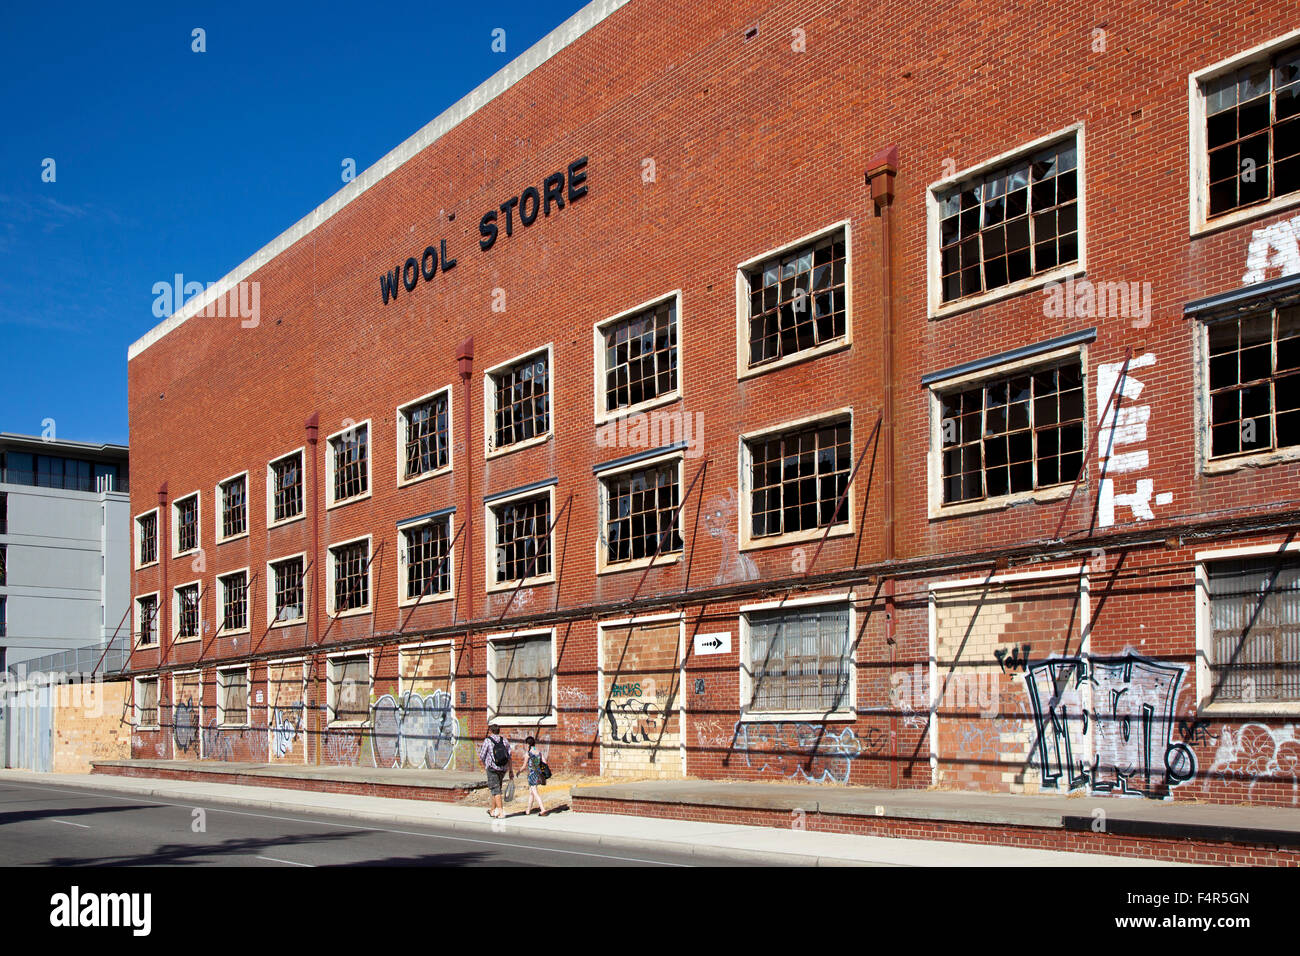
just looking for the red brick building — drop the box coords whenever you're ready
[126,0,1300,806]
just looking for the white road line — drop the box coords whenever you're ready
[256,855,313,867]
[51,820,90,828]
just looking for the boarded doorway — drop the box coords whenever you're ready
[599,616,684,778]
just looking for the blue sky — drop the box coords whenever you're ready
[0,0,586,446]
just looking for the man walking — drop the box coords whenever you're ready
[478,723,514,819]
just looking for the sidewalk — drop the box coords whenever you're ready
[0,769,1182,867]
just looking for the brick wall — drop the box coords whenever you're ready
[52,680,131,773]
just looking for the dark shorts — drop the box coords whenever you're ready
[486,768,505,795]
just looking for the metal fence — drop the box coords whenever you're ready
[6,640,128,679]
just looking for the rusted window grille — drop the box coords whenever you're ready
[330,655,370,722]
[332,540,370,612]
[1204,45,1300,218]
[176,584,200,638]
[603,299,677,411]
[748,604,851,713]
[491,353,549,450]
[138,512,157,564]
[403,393,450,479]
[493,494,551,583]
[1209,555,1300,702]
[748,419,851,537]
[176,495,198,553]
[221,571,248,632]
[137,678,159,726]
[939,361,1084,504]
[221,475,247,538]
[602,462,682,563]
[746,231,847,367]
[272,557,304,623]
[219,669,248,725]
[938,139,1078,303]
[137,595,158,646]
[271,452,303,522]
[1207,306,1299,458]
[331,425,369,502]
[403,517,451,599]
[492,635,552,717]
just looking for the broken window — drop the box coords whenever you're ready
[330,425,369,502]
[0,545,5,586]
[331,540,370,613]
[1208,554,1300,702]
[402,516,452,601]
[491,352,550,450]
[746,230,847,367]
[138,511,157,565]
[175,494,199,554]
[747,603,851,713]
[218,668,248,725]
[747,418,851,538]
[602,298,678,412]
[939,360,1084,504]
[403,392,450,479]
[491,633,552,717]
[176,583,200,639]
[492,493,551,583]
[271,452,303,522]
[271,556,305,624]
[136,677,159,727]
[938,138,1079,303]
[220,475,247,539]
[1204,44,1300,218]
[329,655,370,723]
[1207,306,1300,458]
[137,594,158,646]
[601,460,682,564]
[220,570,248,632]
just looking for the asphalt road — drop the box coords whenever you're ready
[0,778,752,867]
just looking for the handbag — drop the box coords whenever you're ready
[503,776,516,802]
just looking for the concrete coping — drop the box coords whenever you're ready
[92,760,488,790]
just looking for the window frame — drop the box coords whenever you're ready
[738,593,857,723]
[485,627,558,727]
[738,409,856,551]
[217,567,251,636]
[214,470,250,544]
[485,481,557,593]
[1195,540,1300,715]
[483,344,554,458]
[397,511,456,608]
[326,650,372,727]
[266,551,308,629]
[134,676,160,729]
[326,534,373,618]
[134,590,160,649]
[734,221,853,380]
[172,579,202,643]
[595,449,686,574]
[592,290,683,425]
[266,446,306,529]
[324,419,373,509]
[216,664,251,728]
[172,491,201,558]
[134,507,159,569]
[926,124,1087,319]
[395,386,454,487]
[1188,29,1300,236]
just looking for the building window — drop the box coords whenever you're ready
[329,539,371,614]
[1202,43,1300,219]
[270,555,305,625]
[599,457,682,567]
[744,602,853,715]
[1206,554,1300,703]
[598,296,678,415]
[0,595,5,638]
[269,450,304,524]
[0,544,5,586]
[489,631,553,720]
[327,423,370,505]
[136,594,158,646]
[0,492,7,534]
[400,391,450,481]
[217,668,249,726]
[219,570,249,633]
[218,474,247,540]
[135,677,159,727]
[137,511,157,566]
[328,654,370,724]
[400,515,452,603]
[745,417,851,540]
[175,583,200,639]
[487,348,551,453]
[489,489,552,586]
[174,493,199,555]
[744,229,847,369]
[938,360,1084,505]
[1205,307,1299,459]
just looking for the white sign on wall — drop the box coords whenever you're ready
[694,632,731,656]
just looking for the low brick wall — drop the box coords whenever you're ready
[92,763,481,803]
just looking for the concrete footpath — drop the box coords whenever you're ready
[0,769,1183,867]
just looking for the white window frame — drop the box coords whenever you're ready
[485,482,557,592]
[1195,539,1300,716]
[133,590,160,649]
[134,507,159,570]
[596,449,685,574]
[738,408,856,551]
[734,220,853,380]
[1188,29,1300,236]
[926,124,1087,319]
[216,664,251,728]
[172,491,201,558]
[266,551,308,629]
[397,512,456,608]
[925,342,1090,519]
[324,419,373,509]
[216,567,251,636]
[397,639,458,698]
[134,676,160,730]
[738,592,857,723]
[485,627,558,727]
[266,446,306,529]
[396,386,454,487]
[483,344,554,458]
[593,290,683,425]
[213,470,250,544]
[326,650,372,727]
[172,579,202,643]
[326,534,373,618]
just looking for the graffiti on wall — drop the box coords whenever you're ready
[173,698,199,754]
[371,691,459,770]
[1242,213,1300,285]
[1206,723,1300,804]
[704,489,758,585]
[270,703,305,759]
[1096,353,1173,528]
[735,722,869,784]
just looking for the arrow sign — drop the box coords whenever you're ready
[693,631,731,656]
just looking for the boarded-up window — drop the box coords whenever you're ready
[136,678,159,726]
[400,644,453,696]
[218,669,248,725]
[330,655,370,723]
[267,662,306,713]
[747,603,851,713]
[174,671,201,711]
[1209,554,1300,702]
[492,634,552,718]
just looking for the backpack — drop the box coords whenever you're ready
[490,735,510,768]
[537,754,552,781]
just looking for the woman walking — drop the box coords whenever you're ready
[522,736,548,816]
